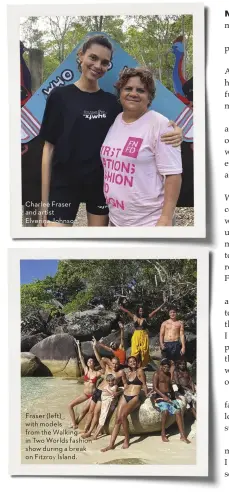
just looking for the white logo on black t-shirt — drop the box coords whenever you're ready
[83,110,107,120]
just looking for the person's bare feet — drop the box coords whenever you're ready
[161,434,169,442]
[101,445,115,452]
[81,431,92,438]
[122,440,129,449]
[180,435,191,444]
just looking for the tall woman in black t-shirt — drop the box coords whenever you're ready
[40,35,183,227]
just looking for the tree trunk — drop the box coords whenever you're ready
[28,48,44,93]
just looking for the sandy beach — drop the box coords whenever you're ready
[21,377,196,466]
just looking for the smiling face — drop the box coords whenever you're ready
[120,76,150,115]
[128,357,137,370]
[87,358,95,369]
[111,357,120,372]
[79,44,112,81]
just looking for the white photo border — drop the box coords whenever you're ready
[9,246,209,476]
[9,2,205,238]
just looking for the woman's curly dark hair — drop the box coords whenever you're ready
[114,67,156,106]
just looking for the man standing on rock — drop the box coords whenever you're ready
[159,307,185,377]
[153,359,190,443]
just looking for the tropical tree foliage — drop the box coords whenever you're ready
[20,15,193,91]
[21,259,197,323]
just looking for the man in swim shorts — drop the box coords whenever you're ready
[153,359,190,443]
[159,307,185,377]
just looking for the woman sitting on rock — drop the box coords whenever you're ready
[120,301,165,367]
[81,338,125,438]
[68,340,103,429]
[101,356,148,451]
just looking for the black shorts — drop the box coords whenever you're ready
[48,170,108,223]
[92,389,102,403]
[161,341,182,362]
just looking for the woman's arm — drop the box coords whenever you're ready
[40,142,54,227]
[119,305,134,319]
[98,341,114,355]
[155,174,182,226]
[138,369,148,396]
[148,302,165,318]
[92,340,106,370]
[76,340,87,373]
[121,369,128,389]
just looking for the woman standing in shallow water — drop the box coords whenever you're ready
[39,35,183,227]
[68,340,103,429]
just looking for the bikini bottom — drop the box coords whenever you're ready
[124,394,139,403]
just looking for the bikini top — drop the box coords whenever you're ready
[126,372,142,386]
[133,317,148,329]
[84,373,98,384]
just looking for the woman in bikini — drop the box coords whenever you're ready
[101,356,148,451]
[120,301,165,367]
[68,340,103,429]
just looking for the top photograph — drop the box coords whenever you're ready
[9,3,205,238]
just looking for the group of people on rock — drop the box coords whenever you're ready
[68,303,196,449]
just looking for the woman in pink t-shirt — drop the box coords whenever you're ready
[100,67,183,227]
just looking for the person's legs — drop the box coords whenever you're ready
[161,410,169,442]
[75,398,91,426]
[175,411,191,443]
[68,394,88,428]
[101,396,126,452]
[81,399,97,433]
[81,401,102,438]
[119,396,140,449]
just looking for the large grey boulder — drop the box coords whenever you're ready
[64,307,118,339]
[21,352,52,377]
[106,396,187,435]
[21,333,47,352]
[30,334,80,377]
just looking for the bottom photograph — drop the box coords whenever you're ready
[9,248,209,476]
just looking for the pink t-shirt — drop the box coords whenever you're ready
[100,110,182,227]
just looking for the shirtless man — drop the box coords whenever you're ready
[160,307,185,377]
[81,338,125,438]
[153,359,190,443]
[173,360,196,419]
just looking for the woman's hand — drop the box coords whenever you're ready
[92,336,97,347]
[161,121,183,147]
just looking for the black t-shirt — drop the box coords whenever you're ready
[39,84,122,186]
